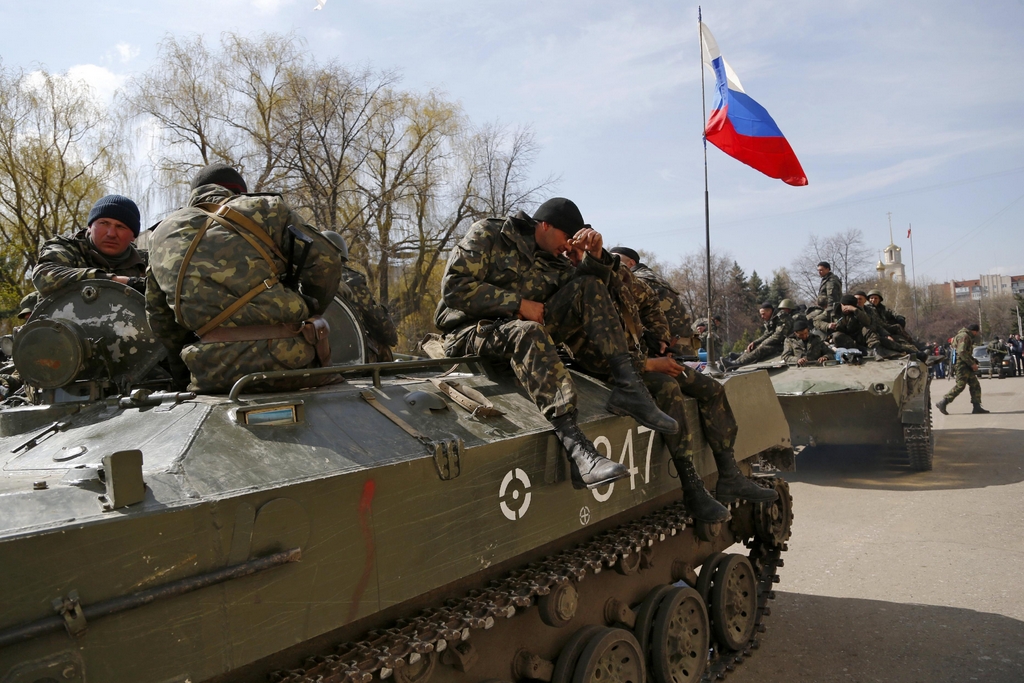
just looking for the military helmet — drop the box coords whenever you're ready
[867,289,883,300]
[321,230,349,261]
[778,298,797,310]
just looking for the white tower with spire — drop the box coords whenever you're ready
[876,213,906,283]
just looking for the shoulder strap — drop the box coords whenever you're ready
[173,199,287,337]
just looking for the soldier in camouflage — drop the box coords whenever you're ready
[721,300,795,369]
[435,197,677,490]
[146,164,343,393]
[608,247,694,350]
[936,324,989,414]
[342,266,398,363]
[782,320,832,366]
[565,253,776,521]
[987,336,1009,379]
[817,261,842,308]
[854,291,923,360]
[824,294,872,353]
[32,194,147,302]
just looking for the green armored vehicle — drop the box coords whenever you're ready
[1,280,794,683]
[735,353,934,471]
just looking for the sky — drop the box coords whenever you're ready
[2,0,1023,286]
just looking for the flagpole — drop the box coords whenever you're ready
[909,223,918,326]
[699,7,715,366]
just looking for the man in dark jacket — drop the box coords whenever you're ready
[435,197,677,490]
[817,261,842,308]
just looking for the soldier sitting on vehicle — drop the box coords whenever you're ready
[824,294,872,354]
[854,291,923,360]
[435,197,677,490]
[987,336,1009,379]
[608,246,694,353]
[564,250,777,522]
[32,194,148,302]
[781,320,832,366]
[720,300,795,369]
[146,163,344,393]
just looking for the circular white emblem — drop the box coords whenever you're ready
[499,468,532,521]
[579,506,591,526]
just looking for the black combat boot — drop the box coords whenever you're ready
[713,450,779,504]
[935,398,949,415]
[867,346,885,361]
[972,403,990,414]
[551,412,629,490]
[605,354,679,434]
[674,456,730,523]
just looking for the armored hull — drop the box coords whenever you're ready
[741,356,933,471]
[0,281,794,683]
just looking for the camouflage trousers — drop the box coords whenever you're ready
[988,354,1006,378]
[831,332,866,351]
[943,363,981,405]
[644,367,738,461]
[447,275,630,421]
[879,335,918,356]
[734,342,783,366]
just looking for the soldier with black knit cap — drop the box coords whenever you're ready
[31,194,148,301]
[146,163,343,393]
[435,197,678,490]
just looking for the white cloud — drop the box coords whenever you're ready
[115,42,140,64]
[66,64,126,102]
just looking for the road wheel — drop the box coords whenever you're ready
[649,586,709,683]
[709,554,758,651]
[571,627,645,683]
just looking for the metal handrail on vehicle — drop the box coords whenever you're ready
[228,356,483,403]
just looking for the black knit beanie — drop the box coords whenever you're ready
[190,163,247,194]
[87,195,141,237]
[609,246,641,263]
[840,294,858,306]
[532,197,589,238]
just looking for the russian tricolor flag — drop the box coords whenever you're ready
[700,22,807,186]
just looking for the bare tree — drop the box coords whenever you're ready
[791,228,873,301]
[0,62,121,314]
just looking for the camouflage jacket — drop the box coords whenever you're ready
[435,213,612,332]
[818,272,842,308]
[874,303,906,329]
[951,328,976,369]
[341,265,398,358]
[146,185,343,392]
[33,229,147,297]
[862,304,894,339]
[987,339,1008,358]
[833,308,872,342]
[781,334,831,362]
[752,311,793,348]
[630,263,692,339]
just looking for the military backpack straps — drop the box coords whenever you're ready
[173,200,288,338]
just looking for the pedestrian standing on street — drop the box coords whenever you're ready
[936,324,990,415]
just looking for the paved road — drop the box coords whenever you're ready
[730,374,1024,683]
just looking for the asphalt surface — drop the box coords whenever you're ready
[729,372,1024,683]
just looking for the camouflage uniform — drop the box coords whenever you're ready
[146,185,343,393]
[781,333,831,363]
[987,339,1008,378]
[734,310,793,365]
[864,304,917,356]
[630,263,692,340]
[943,328,982,405]
[435,213,624,421]
[32,229,147,298]
[827,309,868,350]
[340,265,398,363]
[818,271,842,308]
[571,263,737,460]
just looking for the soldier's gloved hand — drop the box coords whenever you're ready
[127,277,146,294]
[646,356,684,377]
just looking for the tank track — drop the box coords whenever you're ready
[269,479,791,683]
[904,384,934,472]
